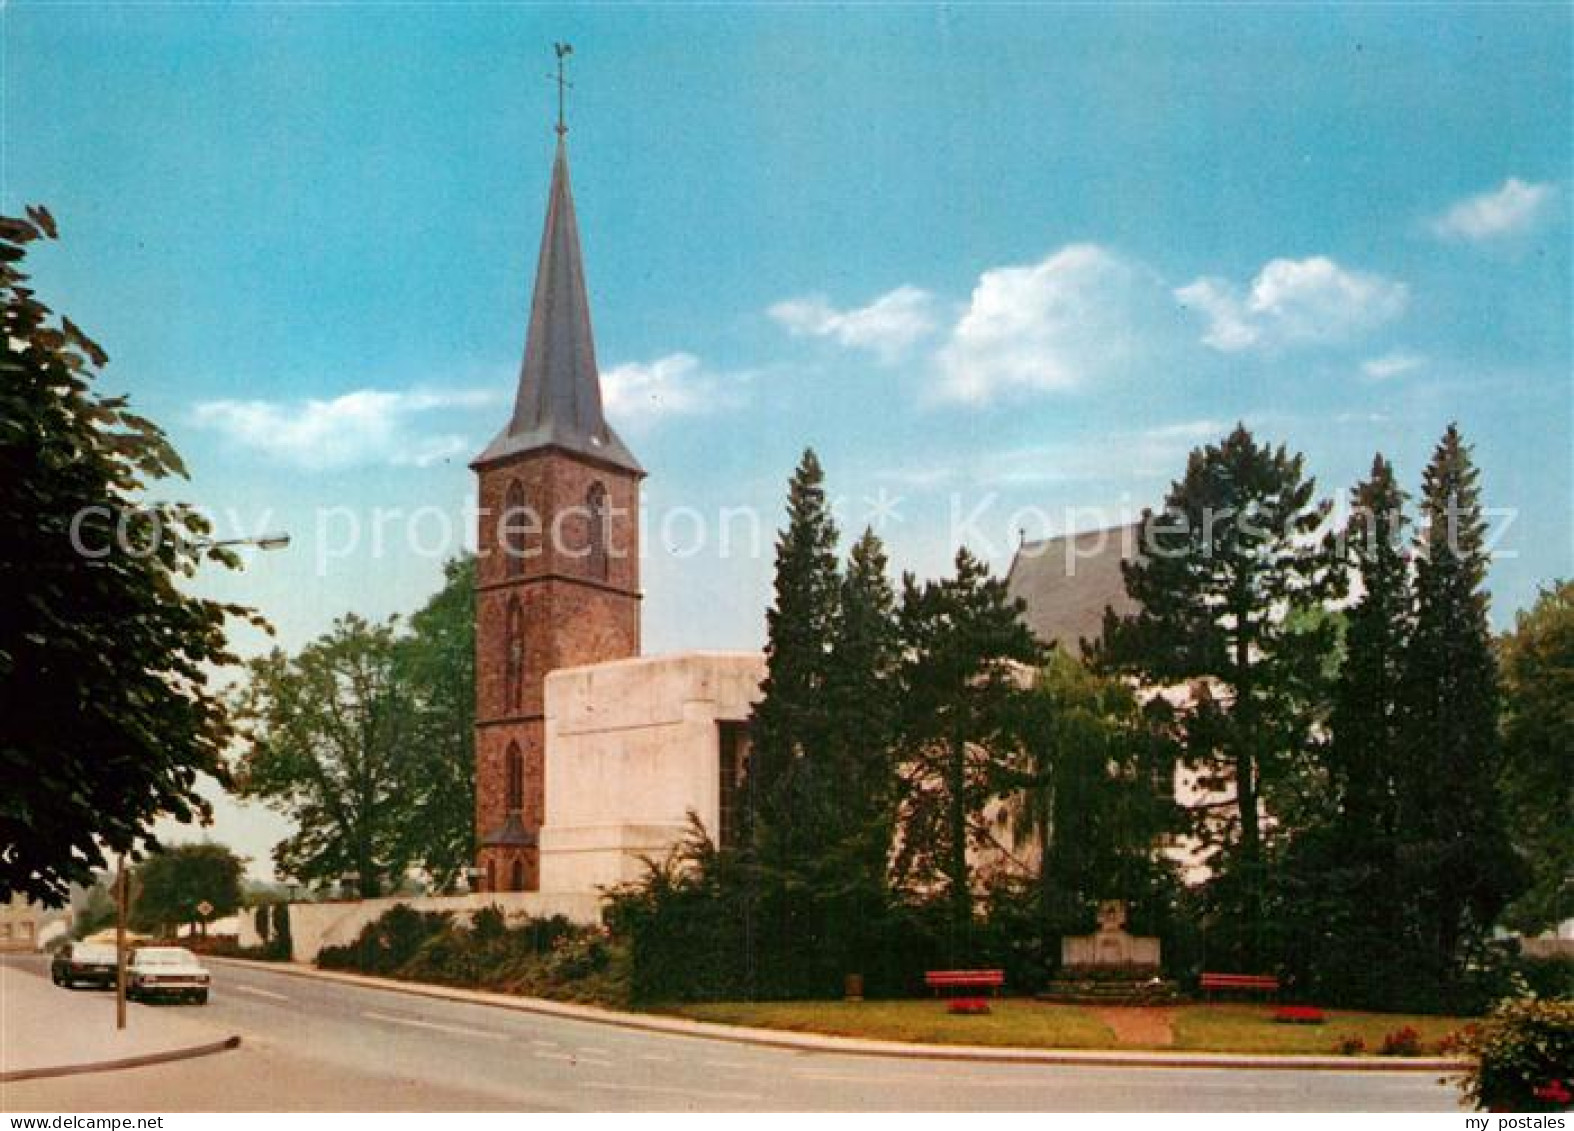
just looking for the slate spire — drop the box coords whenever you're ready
[474,137,641,473]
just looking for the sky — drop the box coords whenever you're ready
[9,4,1571,879]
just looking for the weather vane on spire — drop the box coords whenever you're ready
[550,42,574,138]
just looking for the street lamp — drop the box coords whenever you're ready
[464,867,486,895]
[340,871,361,901]
[199,533,291,552]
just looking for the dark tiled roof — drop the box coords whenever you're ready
[1005,524,1143,654]
[473,139,642,475]
[481,813,539,848]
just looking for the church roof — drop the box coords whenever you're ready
[473,139,642,475]
[1005,524,1143,655]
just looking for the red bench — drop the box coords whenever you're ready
[924,969,1005,1014]
[1199,972,1279,1000]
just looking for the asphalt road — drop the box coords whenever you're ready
[2,956,1466,1112]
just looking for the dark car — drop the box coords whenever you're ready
[50,941,119,989]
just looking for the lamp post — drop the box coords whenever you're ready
[197,533,291,552]
[340,872,361,901]
[464,867,486,895]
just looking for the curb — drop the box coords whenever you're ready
[206,959,1468,1075]
[1,1035,242,1084]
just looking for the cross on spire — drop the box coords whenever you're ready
[551,42,573,137]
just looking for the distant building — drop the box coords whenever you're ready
[1004,525,1142,655]
[0,895,69,951]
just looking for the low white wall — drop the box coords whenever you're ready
[277,892,602,964]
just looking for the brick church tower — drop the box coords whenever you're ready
[471,130,642,892]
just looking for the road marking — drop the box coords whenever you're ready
[637,1053,674,1063]
[704,1059,749,1070]
[230,984,290,1002]
[531,1039,559,1049]
[583,1081,764,1102]
[577,1045,611,1056]
[534,1050,614,1067]
[362,1010,508,1041]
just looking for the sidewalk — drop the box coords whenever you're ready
[1,958,238,1081]
[210,957,1470,1074]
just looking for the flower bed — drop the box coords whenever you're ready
[1273,1005,1326,1025]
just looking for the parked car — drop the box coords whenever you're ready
[126,946,210,1004]
[50,941,119,990]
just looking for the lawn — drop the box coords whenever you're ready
[1171,1004,1473,1055]
[671,999,1118,1049]
[668,999,1477,1055]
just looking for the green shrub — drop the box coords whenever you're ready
[1455,998,1574,1111]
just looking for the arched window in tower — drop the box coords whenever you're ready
[503,479,528,578]
[504,596,524,712]
[586,481,609,581]
[505,741,524,814]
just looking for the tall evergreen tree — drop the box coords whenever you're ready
[1330,454,1411,843]
[748,449,842,847]
[1400,425,1523,983]
[801,528,902,985]
[1102,425,1339,965]
[1289,454,1413,1005]
[896,548,1044,945]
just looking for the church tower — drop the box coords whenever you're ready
[471,111,643,892]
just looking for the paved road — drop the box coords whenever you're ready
[2,956,1465,1112]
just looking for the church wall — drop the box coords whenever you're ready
[539,652,765,894]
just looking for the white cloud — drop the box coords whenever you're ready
[1430,178,1555,242]
[1176,256,1408,352]
[1361,352,1424,380]
[192,387,501,470]
[768,285,938,362]
[601,352,744,424]
[933,244,1157,404]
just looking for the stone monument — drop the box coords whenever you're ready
[1042,900,1174,1004]
[1060,900,1161,970]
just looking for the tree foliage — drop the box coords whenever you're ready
[234,614,415,896]
[233,559,476,896]
[1400,424,1524,984]
[0,208,259,906]
[129,841,244,936]
[896,547,1045,943]
[1499,579,1574,933]
[1009,651,1183,936]
[1101,424,1339,964]
[395,555,476,892]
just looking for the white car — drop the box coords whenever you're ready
[126,946,211,1004]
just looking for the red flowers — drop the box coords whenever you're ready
[1273,1005,1326,1025]
[1533,1080,1572,1106]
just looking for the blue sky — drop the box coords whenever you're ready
[10,4,1570,875]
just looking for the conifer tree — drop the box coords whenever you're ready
[1330,454,1410,843]
[1400,425,1523,983]
[1291,454,1413,1004]
[748,448,842,847]
[896,548,1044,945]
[1102,425,1339,964]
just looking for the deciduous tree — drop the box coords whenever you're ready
[0,209,259,905]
